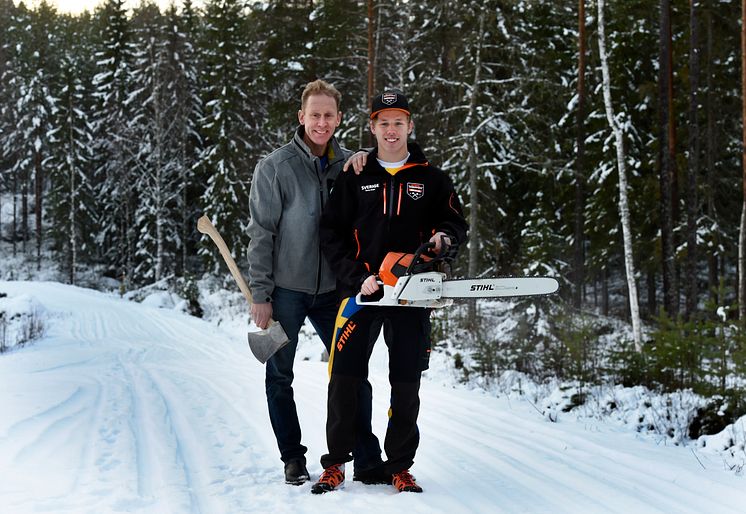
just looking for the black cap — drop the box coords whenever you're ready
[370,90,410,119]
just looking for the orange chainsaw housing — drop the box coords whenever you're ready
[379,252,432,287]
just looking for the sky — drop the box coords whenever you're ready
[1,279,745,513]
[24,0,198,15]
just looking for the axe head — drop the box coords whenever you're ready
[248,320,290,364]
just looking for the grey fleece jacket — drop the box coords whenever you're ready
[247,126,350,303]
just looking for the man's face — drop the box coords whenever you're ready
[370,110,412,158]
[298,94,341,149]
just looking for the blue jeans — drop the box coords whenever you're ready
[265,287,382,472]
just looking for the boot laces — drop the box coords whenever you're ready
[318,464,345,487]
[393,469,418,490]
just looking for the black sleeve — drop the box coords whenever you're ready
[432,173,469,248]
[320,172,372,292]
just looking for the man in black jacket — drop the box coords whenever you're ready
[312,90,468,494]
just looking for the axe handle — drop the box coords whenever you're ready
[197,215,254,306]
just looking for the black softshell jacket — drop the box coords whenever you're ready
[320,141,469,298]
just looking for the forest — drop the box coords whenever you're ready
[1,0,745,408]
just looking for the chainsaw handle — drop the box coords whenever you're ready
[358,276,385,303]
[405,242,437,275]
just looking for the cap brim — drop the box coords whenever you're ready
[370,108,411,119]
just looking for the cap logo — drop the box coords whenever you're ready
[382,92,397,105]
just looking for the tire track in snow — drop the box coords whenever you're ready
[2,281,745,514]
[122,356,209,514]
[143,367,277,513]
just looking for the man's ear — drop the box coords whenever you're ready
[336,111,342,127]
[298,110,304,125]
[408,119,414,134]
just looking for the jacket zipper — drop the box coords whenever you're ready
[315,159,323,295]
[388,177,397,220]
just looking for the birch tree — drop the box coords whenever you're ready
[597,0,642,350]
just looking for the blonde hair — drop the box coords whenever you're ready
[301,79,342,111]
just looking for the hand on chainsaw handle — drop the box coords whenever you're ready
[250,302,273,330]
[429,232,452,255]
[360,274,381,296]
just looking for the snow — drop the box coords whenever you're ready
[0,292,46,350]
[698,415,746,472]
[0,280,744,514]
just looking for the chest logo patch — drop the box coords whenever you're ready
[407,182,424,200]
[361,183,380,192]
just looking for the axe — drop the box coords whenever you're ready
[197,215,289,363]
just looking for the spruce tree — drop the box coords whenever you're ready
[91,0,137,284]
[47,12,96,284]
[197,0,254,270]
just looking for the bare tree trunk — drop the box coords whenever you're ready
[659,0,678,318]
[34,147,42,270]
[12,170,17,258]
[741,208,746,319]
[67,94,77,285]
[573,0,587,309]
[181,145,189,277]
[154,69,164,284]
[466,12,485,326]
[21,167,28,254]
[69,165,76,285]
[602,267,609,316]
[705,3,718,304]
[598,0,643,350]
[738,0,746,323]
[647,271,657,317]
[366,0,376,147]
[685,0,701,318]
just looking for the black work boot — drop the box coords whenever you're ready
[284,459,310,485]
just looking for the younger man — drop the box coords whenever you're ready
[313,90,468,494]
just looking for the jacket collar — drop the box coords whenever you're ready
[365,141,429,174]
[292,125,344,167]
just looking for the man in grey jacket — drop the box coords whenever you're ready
[247,79,384,486]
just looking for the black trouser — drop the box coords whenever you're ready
[266,288,382,471]
[320,297,431,475]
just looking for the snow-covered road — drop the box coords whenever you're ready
[0,281,744,514]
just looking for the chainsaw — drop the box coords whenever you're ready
[356,241,559,308]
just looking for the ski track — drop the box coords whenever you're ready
[0,280,745,514]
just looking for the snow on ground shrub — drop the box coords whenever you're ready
[697,415,746,474]
[0,291,47,352]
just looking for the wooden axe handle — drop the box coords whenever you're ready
[197,215,254,306]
